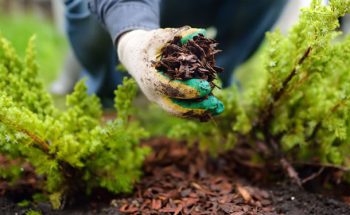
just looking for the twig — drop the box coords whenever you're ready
[236,184,252,202]
[284,73,309,98]
[259,47,312,128]
[260,134,302,187]
[280,158,302,187]
[307,122,322,142]
[302,167,325,184]
[0,117,50,153]
[20,128,49,153]
[274,47,312,102]
[307,99,347,141]
[292,161,350,172]
[250,48,313,186]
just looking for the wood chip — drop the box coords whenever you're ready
[237,184,252,202]
[154,34,223,86]
[118,139,275,214]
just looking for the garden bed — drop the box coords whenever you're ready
[1,138,350,215]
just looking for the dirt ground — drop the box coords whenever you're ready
[1,138,350,215]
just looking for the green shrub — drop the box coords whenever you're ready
[170,0,350,175]
[0,35,149,209]
[26,210,42,215]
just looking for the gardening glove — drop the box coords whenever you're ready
[117,26,224,120]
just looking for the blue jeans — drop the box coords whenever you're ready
[65,0,287,102]
[65,0,126,105]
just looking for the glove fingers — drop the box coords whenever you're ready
[152,72,212,99]
[158,95,224,121]
[172,95,224,116]
[179,28,207,44]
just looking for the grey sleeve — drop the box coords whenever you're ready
[88,0,161,44]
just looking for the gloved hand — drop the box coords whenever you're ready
[117,26,224,120]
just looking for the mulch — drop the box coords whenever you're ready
[117,139,350,215]
[118,139,275,215]
[154,34,223,86]
[1,138,350,215]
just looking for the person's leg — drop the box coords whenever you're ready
[65,0,125,105]
[160,0,287,88]
[51,48,81,95]
[341,14,350,35]
[214,0,287,87]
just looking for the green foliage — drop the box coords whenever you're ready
[0,36,149,208]
[114,77,138,121]
[170,0,350,170]
[0,159,22,183]
[136,103,186,137]
[18,200,31,208]
[26,210,42,215]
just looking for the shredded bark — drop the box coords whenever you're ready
[154,34,223,86]
[118,139,276,215]
[1,140,350,214]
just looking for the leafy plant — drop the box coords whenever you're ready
[0,35,149,208]
[170,0,350,183]
[26,210,42,215]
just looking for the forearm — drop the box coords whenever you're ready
[88,0,161,45]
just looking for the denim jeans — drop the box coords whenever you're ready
[65,0,287,101]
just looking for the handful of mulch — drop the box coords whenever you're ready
[154,34,223,88]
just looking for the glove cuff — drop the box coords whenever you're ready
[117,30,150,75]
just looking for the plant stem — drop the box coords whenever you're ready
[301,167,325,184]
[260,47,312,129]
[19,128,49,153]
[250,47,312,186]
[0,116,50,153]
[307,99,347,141]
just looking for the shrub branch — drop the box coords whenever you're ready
[0,116,49,153]
[251,47,312,186]
[260,47,312,130]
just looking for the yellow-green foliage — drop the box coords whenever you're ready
[170,0,350,169]
[0,36,149,208]
[26,210,42,215]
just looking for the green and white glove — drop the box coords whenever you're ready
[117,26,224,119]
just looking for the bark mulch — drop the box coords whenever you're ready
[117,139,350,215]
[1,139,350,215]
[118,139,275,215]
[154,34,223,86]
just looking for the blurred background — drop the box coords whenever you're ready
[2,0,350,135]
[0,0,350,107]
[0,0,344,131]
[0,0,344,89]
[0,0,67,90]
[0,0,348,96]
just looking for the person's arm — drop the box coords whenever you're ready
[88,0,224,120]
[88,0,161,44]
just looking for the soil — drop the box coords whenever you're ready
[1,138,350,215]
